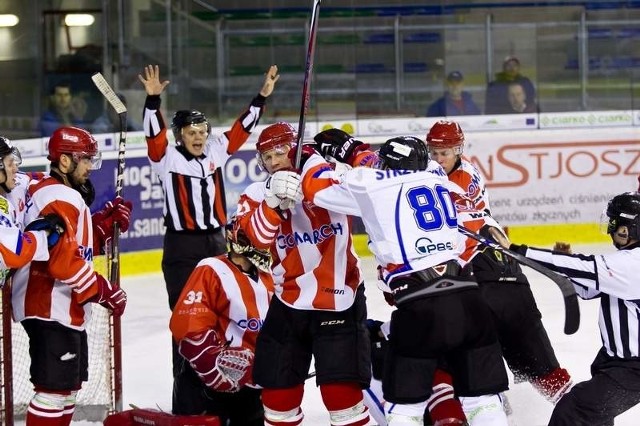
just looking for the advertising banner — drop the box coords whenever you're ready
[15,120,640,252]
[463,127,639,226]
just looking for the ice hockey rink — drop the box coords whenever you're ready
[76,243,639,425]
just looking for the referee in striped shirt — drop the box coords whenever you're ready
[138,64,279,415]
[492,191,640,425]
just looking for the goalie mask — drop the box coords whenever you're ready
[377,136,429,171]
[602,192,640,247]
[171,110,210,144]
[226,217,271,273]
[426,120,465,155]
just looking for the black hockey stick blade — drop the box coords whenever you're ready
[294,0,322,170]
[458,225,580,335]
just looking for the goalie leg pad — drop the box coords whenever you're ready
[262,385,305,425]
[103,408,222,426]
[320,382,370,426]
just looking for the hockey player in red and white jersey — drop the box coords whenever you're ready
[302,135,510,426]
[426,120,573,405]
[170,217,274,425]
[0,137,63,287]
[11,126,132,426]
[235,122,371,426]
[105,218,274,426]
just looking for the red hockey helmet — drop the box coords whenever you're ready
[425,120,465,155]
[47,126,102,169]
[256,122,297,154]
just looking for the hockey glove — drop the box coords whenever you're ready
[178,329,254,393]
[313,128,370,165]
[479,224,510,248]
[24,214,66,248]
[264,170,303,211]
[90,274,127,317]
[93,197,134,248]
[286,143,319,171]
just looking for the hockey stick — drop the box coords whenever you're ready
[294,0,322,170]
[91,72,127,283]
[458,225,580,335]
[91,72,127,413]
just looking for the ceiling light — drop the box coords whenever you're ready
[64,14,95,27]
[0,14,19,27]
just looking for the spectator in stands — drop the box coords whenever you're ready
[39,81,88,136]
[485,56,536,114]
[427,71,481,117]
[506,82,538,113]
[91,93,141,134]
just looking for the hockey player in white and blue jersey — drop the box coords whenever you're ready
[493,191,640,425]
[301,135,509,426]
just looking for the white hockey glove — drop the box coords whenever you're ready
[178,329,254,393]
[264,170,303,210]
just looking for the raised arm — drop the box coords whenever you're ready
[138,65,171,162]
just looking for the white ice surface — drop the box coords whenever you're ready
[70,244,639,425]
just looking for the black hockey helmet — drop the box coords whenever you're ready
[0,136,22,170]
[377,136,429,171]
[605,191,640,240]
[170,110,210,143]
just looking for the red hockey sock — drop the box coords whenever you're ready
[26,402,64,426]
[320,382,369,426]
[532,367,573,403]
[427,369,467,424]
[58,402,75,426]
[26,390,73,426]
[262,385,305,426]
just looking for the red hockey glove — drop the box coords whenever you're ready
[286,143,318,172]
[313,128,370,165]
[90,274,127,317]
[93,197,133,248]
[178,329,254,393]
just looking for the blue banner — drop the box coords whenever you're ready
[91,156,166,251]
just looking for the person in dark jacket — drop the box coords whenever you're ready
[485,56,536,114]
[427,71,481,117]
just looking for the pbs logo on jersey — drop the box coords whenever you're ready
[415,237,454,255]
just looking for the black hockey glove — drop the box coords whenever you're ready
[313,129,370,164]
[25,214,66,248]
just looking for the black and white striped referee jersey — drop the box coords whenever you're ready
[143,94,265,232]
[512,243,640,359]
